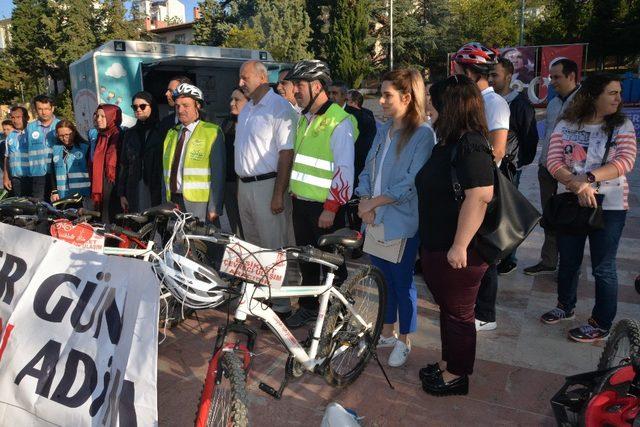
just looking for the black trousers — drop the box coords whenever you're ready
[474,264,498,322]
[292,198,347,311]
[11,176,47,200]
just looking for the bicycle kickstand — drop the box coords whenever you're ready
[366,333,394,390]
[259,357,293,400]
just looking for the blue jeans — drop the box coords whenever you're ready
[370,234,419,334]
[556,210,627,330]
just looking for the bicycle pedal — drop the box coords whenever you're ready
[259,382,281,399]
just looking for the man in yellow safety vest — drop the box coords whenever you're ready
[162,83,225,223]
[284,60,356,328]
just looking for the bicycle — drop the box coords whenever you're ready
[153,212,389,427]
[551,319,640,426]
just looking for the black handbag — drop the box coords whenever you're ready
[450,139,542,264]
[541,129,614,235]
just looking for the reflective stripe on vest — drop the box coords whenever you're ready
[162,121,220,202]
[6,131,28,177]
[25,118,59,177]
[290,104,352,202]
[53,144,90,199]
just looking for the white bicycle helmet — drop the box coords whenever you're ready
[173,83,205,104]
[154,249,227,309]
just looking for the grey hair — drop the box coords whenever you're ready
[244,60,268,80]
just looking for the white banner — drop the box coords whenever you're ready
[220,239,287,288]
[0,223,159,426]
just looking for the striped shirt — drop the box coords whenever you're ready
[547,118,637,210]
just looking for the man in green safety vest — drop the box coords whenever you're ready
[162,83,225,223]
[284,60,356,329]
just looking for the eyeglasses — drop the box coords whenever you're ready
[57,132,73,139]
[131,104,149,111]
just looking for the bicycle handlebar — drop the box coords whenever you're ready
[300,246,344,266]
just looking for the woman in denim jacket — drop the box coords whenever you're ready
[355,68,436,367]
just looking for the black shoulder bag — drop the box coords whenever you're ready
[541,129,614,235]
[451,137,542,264]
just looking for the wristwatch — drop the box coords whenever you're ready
[586,172,597,184]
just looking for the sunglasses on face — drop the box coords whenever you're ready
[131,104,149,111]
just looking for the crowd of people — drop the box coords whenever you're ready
[0,41,636,397]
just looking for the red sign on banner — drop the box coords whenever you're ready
[539,45,584,99]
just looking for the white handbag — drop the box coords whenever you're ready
[362,134,407,263]
[363,223,406,263]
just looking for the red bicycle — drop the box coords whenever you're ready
[552,319,640,426]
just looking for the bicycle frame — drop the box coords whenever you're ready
[185,234,372,372]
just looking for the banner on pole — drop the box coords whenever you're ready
[0,223,159,426]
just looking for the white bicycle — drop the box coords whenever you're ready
[153,212,388,427]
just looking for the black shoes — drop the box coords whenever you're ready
[523,262,557,276]
[422,371,469,396]
[284,307,318,329]
[497,260,517,275]
[418,363,442,382]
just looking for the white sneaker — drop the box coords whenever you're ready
[475,319,497,331]
[377,334,398,348]
[388,340,411,367]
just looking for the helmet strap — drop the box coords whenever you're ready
[301,81,321,115]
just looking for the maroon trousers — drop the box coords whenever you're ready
[421,249,488,376]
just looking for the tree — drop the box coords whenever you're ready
[450,0,519,47]
[192,0,228,46]
[164,15,184,26]
[98,0,145,43]
[223,24,261,49]
[306,0,332,58]
[252,0,312,62]
[326,0,371,87]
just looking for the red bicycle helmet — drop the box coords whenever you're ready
[453,42,499,73]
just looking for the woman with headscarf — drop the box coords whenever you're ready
[118,91,164,213]
[91,104,122,222]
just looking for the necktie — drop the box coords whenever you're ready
[170,127,187,194]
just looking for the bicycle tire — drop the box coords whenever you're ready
[319,265,386,387]
[195,351,249,427]
[597,319,640,370]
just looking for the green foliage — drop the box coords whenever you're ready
[99,0,145,43]
[326,0,371,87]
[450,0,519,47]
[223,24,261,49]
[306,0,332,58]
[164,16,184,26]
[252,0,312,62]
[192,0,228,46]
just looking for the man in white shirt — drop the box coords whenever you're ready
[276,69,301,114]
[453,42,510,333]
[235,60,298,316]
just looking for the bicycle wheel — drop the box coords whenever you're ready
[319,265,385,387]
[196,351,249,427]
[597,319,640,370]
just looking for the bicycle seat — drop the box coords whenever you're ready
[317,228,363,249]
[115,213,149,224]
[143,203,179,217]
[53,194,83,208]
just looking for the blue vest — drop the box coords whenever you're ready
[88,128,98,161]
[52,144,91,198]
[6,130,28,177]
[25,118,60,176]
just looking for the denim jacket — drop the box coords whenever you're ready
[355,121,435,240]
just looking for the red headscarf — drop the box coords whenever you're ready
[91,104,122,205]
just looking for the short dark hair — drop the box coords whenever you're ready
[2,119,13,127]
[551,58,579,81]
[169,75,193,85]
[497,57,514,75]
[330,80,349,94]
[9,105,30,128]
[33,94,55,106]
[347,89,364,108]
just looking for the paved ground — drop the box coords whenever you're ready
[157,118,640,425]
